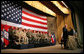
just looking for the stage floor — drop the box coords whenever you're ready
[1,44,83,53]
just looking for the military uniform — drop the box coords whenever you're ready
[32,32,38,46]
[8,27,17,48]
[26,31,34,44]
[26,31,32,38]
[40,33,44,46]
[9,27,15,40]
[36,32,40,44]
[22,30,29,44]
[13,28,23,45]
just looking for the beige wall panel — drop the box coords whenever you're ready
[56,14,64,43]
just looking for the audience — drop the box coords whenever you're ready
[8,27,51,48]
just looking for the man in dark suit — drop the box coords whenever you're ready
[63,24,68,49]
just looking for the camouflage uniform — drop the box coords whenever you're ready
[14,28,20,45]
[9,27,14,40]
[22,30,29,44]
[26,31,32,38]
[26,30,33,44]
[32,32,37,45]
[36,32,40,44]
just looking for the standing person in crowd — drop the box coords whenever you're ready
[48,32,52,45]
[2,26,8,48]
[9,27,14,48]
[51,32,54,45]
[12,27,20,48]
[46,33,51,45]
[29,29,33,43]
[36,31,40,46]
[74,32,83,48]
[23,29,29,44]
[33,30,37,47]
[41,32,45,46]
[26,29,31,38]
[63,24,68,49]
[52,33,56,45]
[39,32,43,46]
[1,30,5,49]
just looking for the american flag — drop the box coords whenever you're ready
[1,1,48,46]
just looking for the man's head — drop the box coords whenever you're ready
[33,30,36,33]
[69,27,72,30]
[10,27,12,29]
[43,32,45,35]
[28,29,31,32]
[26,29,28,32]
[15,27,18,30]
[24,29,26,32]
[12,26,14,29]
[65,24,67,28]
[37,31,39,34]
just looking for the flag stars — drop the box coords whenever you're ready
[10,3,12,5]
[11,6,13,8]
[9,15,11,17]
[4,9,7,11]
[17,18,19,19]
[7,8,9,10]
[1,1,22,24]
[20,13,21,15]
[19,20,21,22]
[7,4,9,6]
[13,16,15,18]
[7,16,9,18]
[9,11,11,13]
[4,13,6,16]
[5,5,7,7]
[12,2,13,4]
[20,17,21,19]
[16,8,17,10]
[14,13,15,15]
[1,14,4,17]
[7,12,9,14]
[16,12,17,14]
[16,19,17,21]
[18,14,19,16]
[5,1,7,3]
[16,4,18,6]
[2,10,4,12]
[2,6,4,8]
[13,5,15,7]
[9,7,11,9]
[12,14,13,16]
[16,15,17,17]
[11,18,13,20]
[13,9,15,11]
[12,10,13,12]
[3,1,4,4]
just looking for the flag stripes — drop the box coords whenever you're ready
[22,8,48,33]
[22,10,47,21]
[22,16,47,25]
[22,19,47,27]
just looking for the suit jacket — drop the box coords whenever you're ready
[63,27,68,40]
